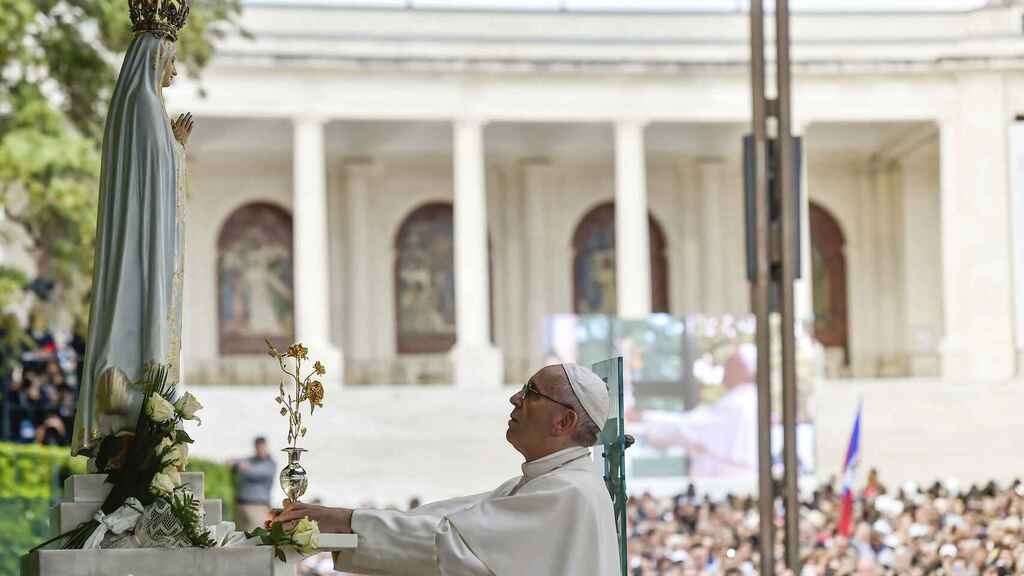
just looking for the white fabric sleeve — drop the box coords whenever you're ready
[436,518,493,576]
[333,509,442,575]
[332,509,492,576]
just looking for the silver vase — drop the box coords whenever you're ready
[279,447,308,501]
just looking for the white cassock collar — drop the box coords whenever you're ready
[521,446,592,481]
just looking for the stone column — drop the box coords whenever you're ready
[292,117,343,384]
[674,158,701,314]
[522,159,552,368]
[939,74,1016,381]
[614,120,652,318]
[451,119,503,388]
[696,158,725,314]
[344,160,374,368]
[900,143,943,377]
[871,160,907,376]
[1010,122,1024,376]
[795,133,814,326]
[499,166,526,382]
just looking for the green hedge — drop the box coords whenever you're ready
[188,455,236,524]
[0,442,234,576]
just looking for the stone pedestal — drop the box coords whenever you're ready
[23,536,359,576]
[50,473,218,536]
[23,473,356,576]
[24,548,279,576]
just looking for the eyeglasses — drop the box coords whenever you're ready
[520,381,576,412]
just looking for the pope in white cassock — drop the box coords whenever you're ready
[276,363,621,576]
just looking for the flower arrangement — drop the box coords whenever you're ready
[265,339,326,449]
[33,363,211,550]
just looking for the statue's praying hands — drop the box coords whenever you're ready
[172,112,193,146]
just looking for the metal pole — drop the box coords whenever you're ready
[775,0,801,571]
[750,1,774,574]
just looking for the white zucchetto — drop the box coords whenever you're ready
[560,363,610,428]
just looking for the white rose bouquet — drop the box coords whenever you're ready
[37,363,211,551]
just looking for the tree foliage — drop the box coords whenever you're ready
[0,0,242,321]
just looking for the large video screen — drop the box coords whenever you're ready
[544,314,820,487]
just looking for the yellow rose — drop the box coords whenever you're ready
[175,392,203,423]
[290,517,320,555]
[307,381,324,408]
[150,472,176,496]
[146,395,176,423]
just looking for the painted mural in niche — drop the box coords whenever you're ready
[574,209,618,316]
[809,202,849,364]
[218,203,295,355]
[572,202,670,315]
[395,203,456,353]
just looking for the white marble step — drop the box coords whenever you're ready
[23,534,357,576]
[22,547,278,576]
[51,499,223,535]
[64,473,205,503]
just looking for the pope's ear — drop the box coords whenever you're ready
[555,409,579,436]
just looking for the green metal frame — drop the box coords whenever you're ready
[592,357,627,576]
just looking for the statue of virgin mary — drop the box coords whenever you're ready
[72,0,193,456]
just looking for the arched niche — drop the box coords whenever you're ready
[217,202,295,355]
[571,201,669,315]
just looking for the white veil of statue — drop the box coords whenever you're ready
[72,33,186,456]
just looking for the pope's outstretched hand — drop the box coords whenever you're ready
[274,500,354,534]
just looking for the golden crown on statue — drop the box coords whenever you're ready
[129,0,190,41]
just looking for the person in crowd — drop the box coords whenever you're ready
[232,436,278,531]
[26,308,55,353]
[625,475,1024,575]
[69,318,87,387]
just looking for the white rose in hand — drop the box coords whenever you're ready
[146,395,176,423]
[175,392,203,423]
[291,517,320,555]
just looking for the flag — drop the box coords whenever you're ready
[836,401,862,537]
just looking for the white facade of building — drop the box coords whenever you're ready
[169,0,1024,390]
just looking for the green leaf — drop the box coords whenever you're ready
[270,521,285,542]
[274,547,286,562]
[175,430,194,445]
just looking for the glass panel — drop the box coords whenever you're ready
[592,357,626,576]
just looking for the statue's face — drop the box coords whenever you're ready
[162,56,177,88]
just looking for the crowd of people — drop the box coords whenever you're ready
[628,472,1024,576]
[0,311,83,446]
